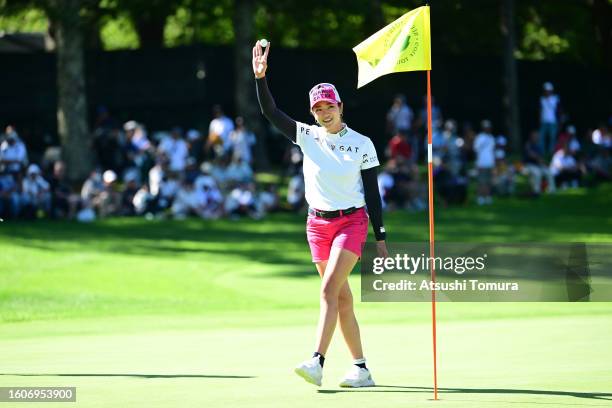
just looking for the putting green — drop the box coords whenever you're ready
[1,185,611,407]
[1,310,611,408]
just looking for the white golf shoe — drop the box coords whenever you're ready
[294,356,323,386]
[339,366,375,388]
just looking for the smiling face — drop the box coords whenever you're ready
[311,101,343,133]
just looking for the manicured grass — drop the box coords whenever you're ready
[0,315,610,408]
[0,184,610,407]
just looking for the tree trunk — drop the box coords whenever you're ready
[51,0,93,181]
[592,0,612,71]
[134,18,166,49]
[364,0,385,36]
[234,0,269,169]
[500,0,521,153]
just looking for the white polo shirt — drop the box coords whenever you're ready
[540,95,559,124]
[295,122,379,211]
[473,132,496,169]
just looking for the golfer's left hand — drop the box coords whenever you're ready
[252,40,270,79]
[376,240,389,258]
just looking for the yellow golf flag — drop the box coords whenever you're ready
[353,6,431,88]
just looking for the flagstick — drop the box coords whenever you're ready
[426,69,438,401]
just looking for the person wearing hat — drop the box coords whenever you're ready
[158,127,189,173]
[0,125,29,176]
[93,170,121,217]
[555,124,581,155]
[253,40,388,388]
[386,94,413,137]
[473,120,496,205]
[21,164,50,218]
[229,117,256,165]
[207,105,234,158]
[540,82,561,154]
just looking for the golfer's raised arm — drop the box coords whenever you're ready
[252,41,297,142]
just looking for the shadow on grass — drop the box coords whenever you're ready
[20,240,308,268]
[0,373,254,379]
[319,385,612,401]
[4,216,314,272]
[2,185,611,277]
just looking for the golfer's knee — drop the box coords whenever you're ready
[338,293,353,315]
[320,284,340,306]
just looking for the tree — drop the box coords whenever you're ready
[132,0,172,48]
[115,0,181,48]
[48,0,94,180]
[591,0,611,70]
[500,0,521,152]
[233,0,269,168]
[2,0,94,180]
[364,0,385,36]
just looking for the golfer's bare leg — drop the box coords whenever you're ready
[315,260,364,359]
[314,247,359,356]
[337,282,364,359]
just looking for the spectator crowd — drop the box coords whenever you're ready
[379,81,611,209]
[1,105,281,222]
[1,82,611,222]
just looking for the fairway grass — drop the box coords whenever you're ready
[0,184,611,407]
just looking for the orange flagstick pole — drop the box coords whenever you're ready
[426,68,438,400]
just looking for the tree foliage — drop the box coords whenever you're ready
[0,0,607,67]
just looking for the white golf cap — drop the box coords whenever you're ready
[187,129,201,141]
[124,120,138,131]
[27,164,41,174]
[103,170,117,183]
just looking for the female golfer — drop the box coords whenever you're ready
[253,40,389,388]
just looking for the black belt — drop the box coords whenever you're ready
[308,206,361,219]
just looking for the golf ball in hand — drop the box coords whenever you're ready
[259,39,268,48]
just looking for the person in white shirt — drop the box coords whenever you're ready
[377,160,396,210]
[591,124,612,148]
[224,182,258,218]
[81,170,104,203]
[473,120,496,205]
[207,105,235,157]
[539,82,560,154]
[253,40,387,388]
[148,155,168,197]
[172,179,206,219]
[287,170,305,211]
[157,127,189,172]
[132,184,154,216]
[229,117,256,165]
[21,164,50,217]
[124,121,152,175]
[93,170,121,217]
[194,163,219,192]
[550,144,581,188]
[157,172,180,211]
[386,94,413,136]
[256,184,278,217]
[201,183,224,219]
[225,157,253,185]
[0,126,28,176]
[523,130,556,195]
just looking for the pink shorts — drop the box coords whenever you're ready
[306,207,369,263]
